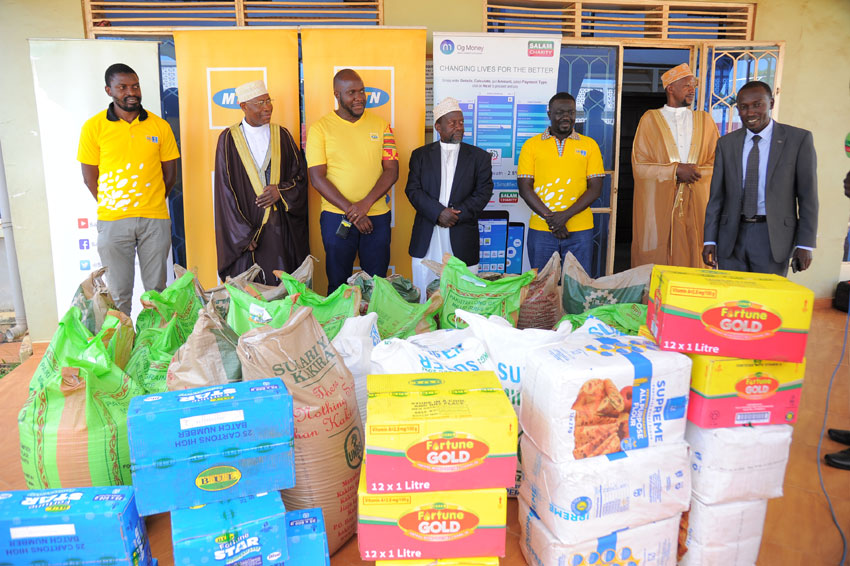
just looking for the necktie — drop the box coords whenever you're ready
[743,134,761,218]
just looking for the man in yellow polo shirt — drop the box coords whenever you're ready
[517,92,604,273]
[78,63,179,315]
[306,69,399,292]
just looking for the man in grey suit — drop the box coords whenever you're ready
[702,81,818,276]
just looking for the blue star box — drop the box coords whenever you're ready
[128,379,295,516]
[171,492,289,565]
[0,486,152,566]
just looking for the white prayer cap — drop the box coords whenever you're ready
[433,97,462,125]
[235,80,269,104]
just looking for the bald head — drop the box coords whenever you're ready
[333,69,366,122]
[333,69,362,91]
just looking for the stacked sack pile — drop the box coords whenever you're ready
[646,265,812,565]
[356,371,517,564]
[517,315,693,565]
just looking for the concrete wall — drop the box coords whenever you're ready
[2,0,847,340]
[0,0,84,340]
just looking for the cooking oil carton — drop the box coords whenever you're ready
[127,379,295,516]
[284,508,330,566]
[647,266,813,363]
[171,492,288,565]
[365,372,517,493]
[376,559,498,565]
[0,486,152,566]
[687,354,805,427]
[357,466,508,560]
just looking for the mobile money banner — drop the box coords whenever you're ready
[433,32,559,273]
[301,27,426,293]
[174,29,299,288]
[29,39,165,320]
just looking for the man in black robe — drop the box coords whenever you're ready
[214,79,308,283]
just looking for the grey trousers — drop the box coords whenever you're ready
[97,217,172,315]
[719,221,789,277]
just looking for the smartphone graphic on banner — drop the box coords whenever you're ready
[506,222,525,274]
[478,210,509,273]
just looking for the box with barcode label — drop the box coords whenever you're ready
[0,486,152,566]
[127,379,295,516]
[687,354,805,427]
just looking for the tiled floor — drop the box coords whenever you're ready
[2,307,850,565]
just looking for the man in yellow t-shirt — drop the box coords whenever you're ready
[78,63,180,315]
[517,92,605,273]
[306,69,399,293]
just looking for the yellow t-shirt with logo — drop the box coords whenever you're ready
[77,106,180,221]
[517,129,605,232]
[305,111,398,215]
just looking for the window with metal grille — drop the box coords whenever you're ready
[83,0,383,37]
[485,1,754,40]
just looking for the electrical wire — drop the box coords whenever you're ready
[816,306,849,565]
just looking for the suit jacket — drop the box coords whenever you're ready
[704,121,818,263]
[405,141,494,265]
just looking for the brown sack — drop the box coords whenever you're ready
[517,251,564,330]
[69,267,117,334]
[166,301,242,391]
[237,307,363,554]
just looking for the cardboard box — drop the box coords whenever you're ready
[0,486,152,566]
[172,492,288,565]
[376,559,498,565]
[284,507,330,566]
[365,372,517,493]
[647,266,813,362]
[128,379,295,516]
[357,466,508,560]
[688,355,805,427]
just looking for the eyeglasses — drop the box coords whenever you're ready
[247,98,274,108]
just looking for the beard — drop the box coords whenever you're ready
[339,99,364,118]
[115,96,141,112]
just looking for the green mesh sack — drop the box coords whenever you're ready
[225,284,298,336]
[278,273,361,340]
[439,255,535,329]
[366,276,441,339]
[557,303,648,336]
[18,307,145,488]
[135,272,203,341]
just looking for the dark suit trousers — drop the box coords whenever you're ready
[719,222,788,276]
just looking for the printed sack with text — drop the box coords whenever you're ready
[237,307,363,554]
[19,307,145,488]
[521,319,691,461]
[439,255,534,329]
[370,327,496,375]
[562,251,652,314]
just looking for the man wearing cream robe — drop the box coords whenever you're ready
[631,63,719,268]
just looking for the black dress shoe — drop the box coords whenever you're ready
[825,448,850,470]
[828,428,850,445]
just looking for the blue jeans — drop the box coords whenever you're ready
[527,227,593,273]
[320,211,391,293]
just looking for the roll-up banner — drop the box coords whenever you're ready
[301,27,426,293]
[29,39,164,320]
[173,29,300,289]
[432,32,560,273]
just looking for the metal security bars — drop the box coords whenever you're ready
[83,0,383,37]
[485,1,754,41]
